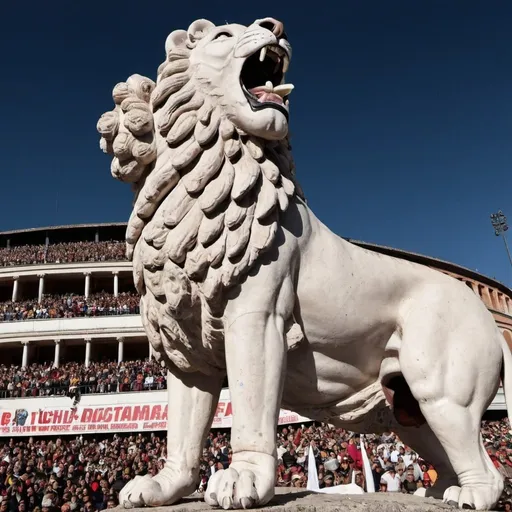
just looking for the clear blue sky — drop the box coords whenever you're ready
[2,0,512,285]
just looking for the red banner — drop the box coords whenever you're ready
[0,398,310,436]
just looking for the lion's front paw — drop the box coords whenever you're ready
[204,452,276,510]
[119,467,196,508]
[440,483,503,510]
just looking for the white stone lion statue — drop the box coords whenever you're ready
[97,17,511,510]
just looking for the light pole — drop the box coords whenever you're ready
[490,210,512,269]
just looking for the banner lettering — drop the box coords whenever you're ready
[0,392,310,436]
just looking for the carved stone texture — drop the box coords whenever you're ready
[97,17,510,512]
[126,491,456,512]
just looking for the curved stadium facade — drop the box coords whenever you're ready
[0,223,509,436]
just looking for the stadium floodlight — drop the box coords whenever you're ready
[490,210,512,270]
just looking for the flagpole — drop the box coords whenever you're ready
[360,435,375,492]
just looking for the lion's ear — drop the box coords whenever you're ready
[187,19,215,44]
[165,29,188,54]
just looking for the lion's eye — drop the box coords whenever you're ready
[214,32,232,40]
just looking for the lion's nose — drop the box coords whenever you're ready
[255,17,286,39]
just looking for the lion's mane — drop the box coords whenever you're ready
[97,20,303,376]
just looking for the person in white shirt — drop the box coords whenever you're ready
[144,375,154,389]
[276,442,288,460]
[390,449,400,463]
[390,444,407,464]
[381,468,402,492]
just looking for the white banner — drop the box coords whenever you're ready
[0,389,311,436]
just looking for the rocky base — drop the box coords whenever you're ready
[121,491,466,512]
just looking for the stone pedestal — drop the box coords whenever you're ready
[121,491,456,512]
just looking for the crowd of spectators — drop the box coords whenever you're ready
[0,420,512,511]
[0,360,167,399]
[0,246,45,267]
[0,241,126,267]
[45,243,126,265]
[270,422,512,499]
[0,293,139,322]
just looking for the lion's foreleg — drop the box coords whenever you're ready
[205,311,287,510]
[163,368,223,480]
[227,311,286,456]
[120,368,223,508]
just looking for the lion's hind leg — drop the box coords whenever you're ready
[399,297,504,510]
[400,398,503,510]
[393,421,459,500]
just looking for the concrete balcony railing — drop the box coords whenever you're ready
[0,314,144,343]
[489,387,506,411]
[0,260,132,280]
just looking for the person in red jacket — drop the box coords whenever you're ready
[347,437,363,471]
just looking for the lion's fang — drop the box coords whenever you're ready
[259,47,267,62]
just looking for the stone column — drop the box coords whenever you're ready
[53,339,61,368]
[491,289,500,311]
[117,337,124,363]
[37,274,45,303]
[481,286,493,309]
[149,341,154,360]
[84,272,91,298]
[12,276,19,302]
[500,293,507,314]
[113,271,119,298]
[85,338,91,368]
[21,341,29,368]
[95,230,100,243]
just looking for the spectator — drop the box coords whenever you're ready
[282,448,297,469]
[402,471,418,493]
[380,468,401,492]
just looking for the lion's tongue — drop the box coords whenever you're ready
[248,83,294,106]
[250,90,284,105]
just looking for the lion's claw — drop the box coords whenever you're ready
[221,497,232,510]
[240,497,254,510]
[205,455,275,510]
[118,467,195,509]
[206,468,260,510]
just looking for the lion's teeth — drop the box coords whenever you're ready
[259,47,267,62]
[273,84,294,97]
[283,57,290,73]
[265,81,273,91]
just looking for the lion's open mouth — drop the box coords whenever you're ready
[240,43,293,119]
